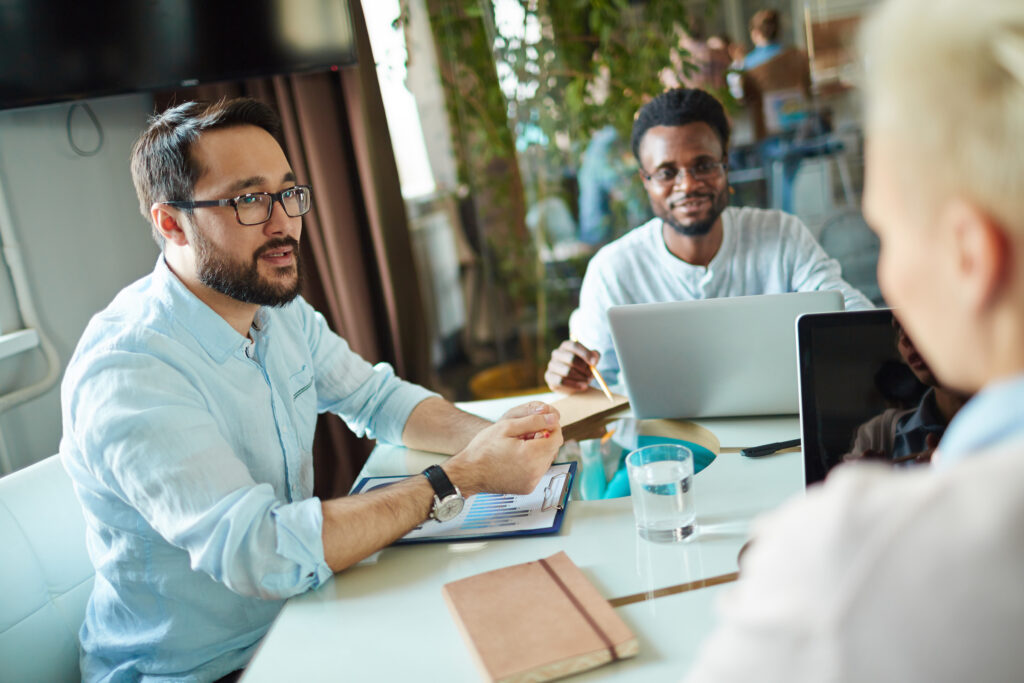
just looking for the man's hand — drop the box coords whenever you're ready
[500,400,561,441]
[499,399,556,420]
[444,405,564,497]
[321,403,562,572]
[545,339,600,394]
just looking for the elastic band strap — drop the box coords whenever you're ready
[538,558,618,662]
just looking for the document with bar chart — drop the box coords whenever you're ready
[351,462,576,543]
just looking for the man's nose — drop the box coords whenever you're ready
[672,167,699,192]
[263,198,291,235]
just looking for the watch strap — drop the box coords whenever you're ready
[422,464,457,499]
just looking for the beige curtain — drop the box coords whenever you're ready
[157,0,431,497]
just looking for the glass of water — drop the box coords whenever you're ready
[625,443,696,542]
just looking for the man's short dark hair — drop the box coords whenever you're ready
[630,88,731,162]
[130,97,282,245]
[750,9,780,42]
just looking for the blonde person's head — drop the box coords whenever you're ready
[860,0,1024,235]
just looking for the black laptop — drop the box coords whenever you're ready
[796,309,932,485]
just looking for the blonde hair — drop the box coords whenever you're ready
[860,0,1024,233]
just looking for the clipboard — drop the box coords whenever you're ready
[351,461,576,544]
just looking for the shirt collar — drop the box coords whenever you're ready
[934,373,1024,468]
[655,208,733,273]
[898,388,944,435]
[152,256,254,364]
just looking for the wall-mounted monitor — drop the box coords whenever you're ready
[0,0,357,110]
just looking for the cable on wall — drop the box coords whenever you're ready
[66,102,104,157]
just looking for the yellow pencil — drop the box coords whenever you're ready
[570,336,615,403]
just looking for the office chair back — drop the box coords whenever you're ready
[0,455,94,682]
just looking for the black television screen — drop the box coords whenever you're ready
[0,0,356,110]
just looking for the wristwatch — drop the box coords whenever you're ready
[422,464,465,522]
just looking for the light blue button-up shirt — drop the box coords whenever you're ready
[59,258,437,682]
[934,373,1024,469]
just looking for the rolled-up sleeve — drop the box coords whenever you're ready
[301,305,438,444]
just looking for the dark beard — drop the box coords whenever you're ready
[660,189,729,237]
[195,233,303,307]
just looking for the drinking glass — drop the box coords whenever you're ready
[625,443,696,542]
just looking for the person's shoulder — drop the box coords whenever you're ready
[74,274,172,352]
[853,407,907,446]
[725,462,920,631]
[755,446,1024,582]
[944,438,1024,507]
[727,205,807,234]
[732,441,1024,682]
[69,268,224,384]
[877,405,914,435]
[847,444,1024,600]
[586,217,661,268]
[727,207,818,259]
[754,462,919,549]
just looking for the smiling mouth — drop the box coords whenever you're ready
[669,196,711,210]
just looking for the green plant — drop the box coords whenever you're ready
[407,0,710,387]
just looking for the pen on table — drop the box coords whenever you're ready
[570,335,615,403]
[740,438,801,458]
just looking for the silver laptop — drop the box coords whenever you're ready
[608,291,844,419]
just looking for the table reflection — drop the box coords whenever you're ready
[561,417,720,501]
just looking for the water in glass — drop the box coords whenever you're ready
[629,452,695,542]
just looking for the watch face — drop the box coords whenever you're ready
[434,494,465,522]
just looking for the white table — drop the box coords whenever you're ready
[242,396,804,681]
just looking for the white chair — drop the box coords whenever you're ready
[0,455,94,682]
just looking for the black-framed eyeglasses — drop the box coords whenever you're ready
[640,162,727,186]
[165,185,313,226]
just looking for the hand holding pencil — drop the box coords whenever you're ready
[544,337,615,402]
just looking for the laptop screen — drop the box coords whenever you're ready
[797,309,957,485]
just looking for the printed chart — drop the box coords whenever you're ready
[353,462,575,543]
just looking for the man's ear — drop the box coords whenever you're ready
[948,198,1012,313]
[150,204,190,247]
[637,169,651,191]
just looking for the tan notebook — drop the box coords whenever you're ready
[550,389,629,442]
[442,551,638,683]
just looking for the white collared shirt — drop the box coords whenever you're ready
[570,207,873,384]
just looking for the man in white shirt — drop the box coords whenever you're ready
[545,88,871,391]
[685,0,1024,680]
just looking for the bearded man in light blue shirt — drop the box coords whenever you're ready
[59,97,563,682]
